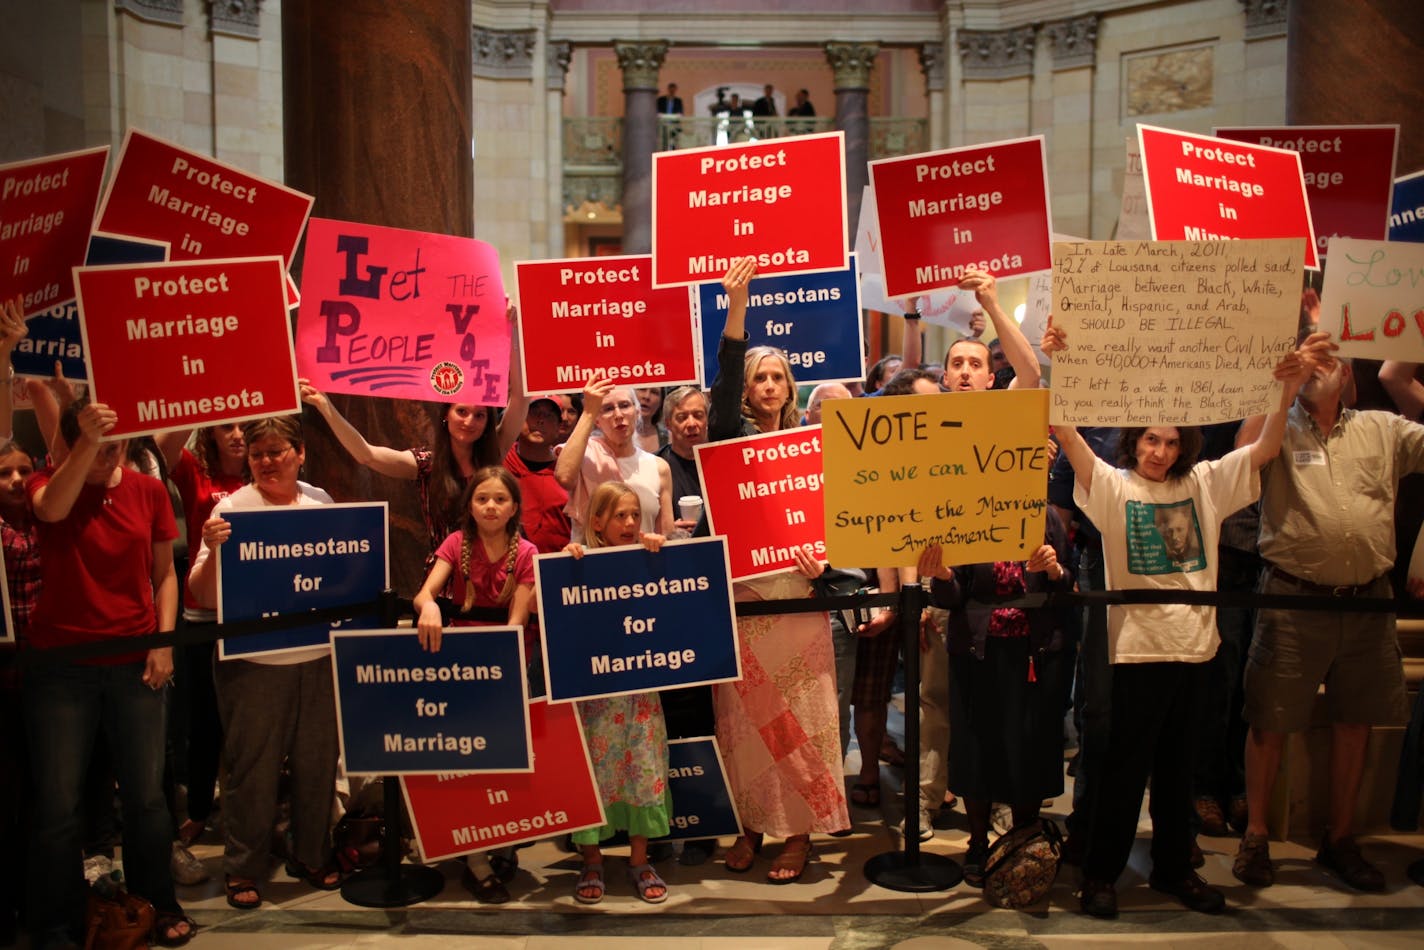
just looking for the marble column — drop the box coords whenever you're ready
[1284,0,1423,172]
[919,42,946,152]
[615,40,668,254]
[283,0,472,595]
[826,42,878,247]
[547,40,572,259]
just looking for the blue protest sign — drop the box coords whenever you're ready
[216,502,388,660]
[697,254,865,387]
[15,235,168,382]
[1390,170,1424,244]
[651,737,743,842]
[331,628,531,776]
[535,537,740,702]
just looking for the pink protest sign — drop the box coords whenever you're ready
[694,427,826,580]
[515,254,698,394]
[651,131,847,287]
[869,136,1053,298]
[0,146,110,317]
[402,698,604,860]
[94,130,312,301]
[1214,125,1398,262]
[1138,124,1319,269]
[295,217,509,405]
[75,256,299,438]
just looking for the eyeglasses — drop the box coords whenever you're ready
[599,401,637,416]
[248,446,294,463]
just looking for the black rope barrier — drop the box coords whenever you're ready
[14,585,1424,667]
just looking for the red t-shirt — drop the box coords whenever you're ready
[27,467,178,663]
[170,448,246,611]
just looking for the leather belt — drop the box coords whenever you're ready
[1267,564,1378,598]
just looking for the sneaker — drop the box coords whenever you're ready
[900,808,935,842]
[170,841,210,886]
[1233,832,1274,887]
[1227,796,1248,834]
[1194,797,1230,837]
[1148,870,1226,914]
[1079,878,1118,918]
[961,840,989,888]
[1315,834,1385,892]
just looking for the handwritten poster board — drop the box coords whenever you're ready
[869,136,1053,297]
[216,502,388,659]
[1215,125,1398,262]
[330,628,531,777]
[515,254,697,393]
[75,256,300,438]
[94,130,312,301]
[696,258,864,387]
[295,217,509,405]
[402,698,603,860]
[821,389,1049,569]
[1048,239,1300,427]
[694,427,825,580]
[1118,137,1151,241]
[1391,170,1424,244]
[651,131,847,286]
[0,146,110,317]
[1318,237,1424,361]
[1138,125,1318,269]
[535,537,740,702]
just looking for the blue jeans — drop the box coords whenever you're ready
[25,661,176,947]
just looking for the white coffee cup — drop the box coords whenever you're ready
[678,494,704,523]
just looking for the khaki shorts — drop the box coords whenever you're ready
[1243,570,1407,732]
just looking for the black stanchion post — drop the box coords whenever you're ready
[863,581,962,891]
[341,589,446,907]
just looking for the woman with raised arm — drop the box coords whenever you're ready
[706,257,848,884]
[1041,316,1319,919]
[553,373,673,543]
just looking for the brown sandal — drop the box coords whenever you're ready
[724,832,763,872]
[768,835,812,884]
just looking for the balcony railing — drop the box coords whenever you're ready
[561,115,928,211]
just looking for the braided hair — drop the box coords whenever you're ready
[455,465,523,611]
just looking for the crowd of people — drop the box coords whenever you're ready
[3,251,1424,946]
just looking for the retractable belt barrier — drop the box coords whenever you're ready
[14,586,1424,667]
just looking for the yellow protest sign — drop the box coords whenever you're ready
[821,389,1050,568]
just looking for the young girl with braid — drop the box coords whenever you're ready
[412,465,536,903]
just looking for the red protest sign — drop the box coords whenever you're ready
[1214,125,1398,262]
[0,147,110,318]
[75,256,299,437]
[402,698,604,861]
[515,255,697,394]
[1138,124,1319,269]
[694,427,825,580]
[94,130,312,301]
[651,131,847,287]
[869,136,1052,298]
[295,217,509,406]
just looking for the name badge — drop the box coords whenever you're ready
[1292,449,1326,466]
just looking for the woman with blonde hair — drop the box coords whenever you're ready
[704,257,847,883]
[562,481,672,904]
